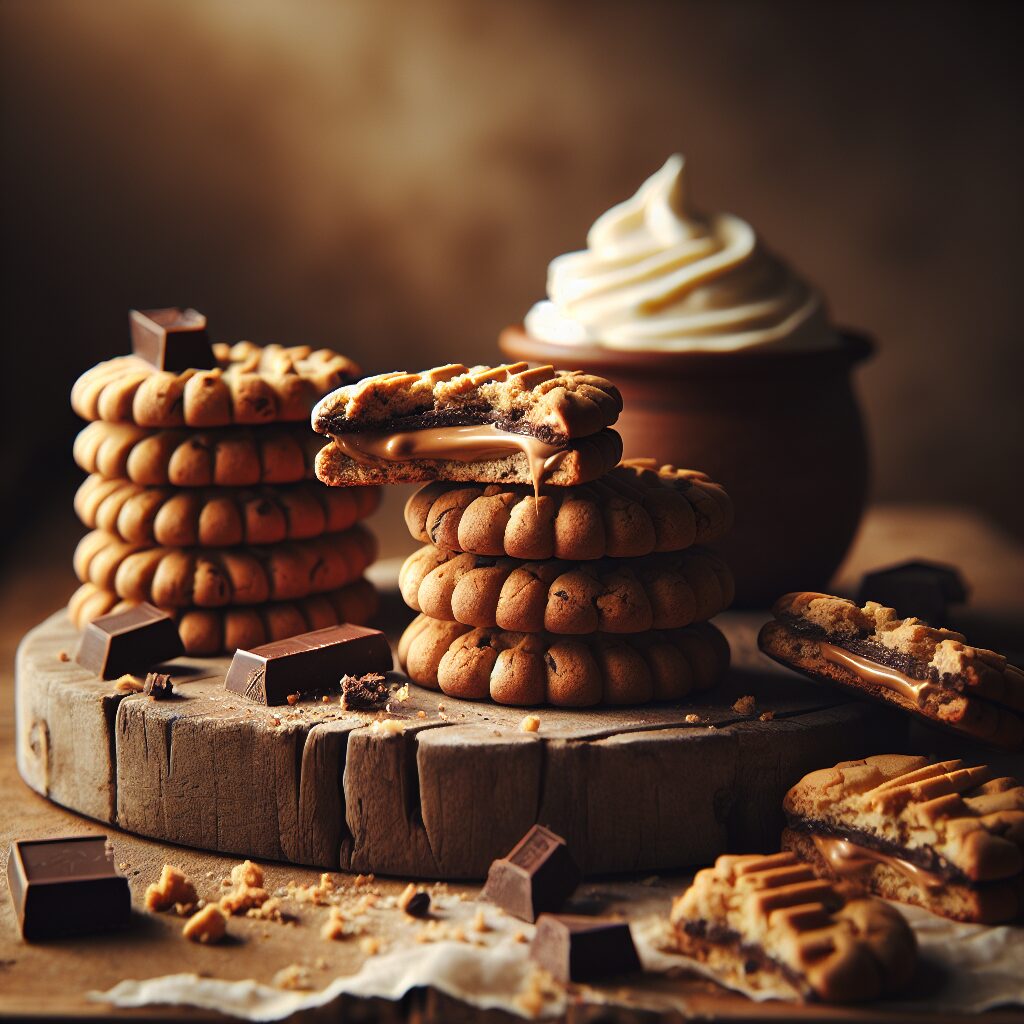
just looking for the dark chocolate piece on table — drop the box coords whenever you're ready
[857,560,967,625]
[482,824,580,922]
[224,623,392,706]
[7,836,131,941]
[530,914,641,983]
[75,602,184,680]
[143,672,174,699]
[340,672,389,711]
[129,307,217,372]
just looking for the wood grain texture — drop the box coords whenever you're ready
[16,608,908,880]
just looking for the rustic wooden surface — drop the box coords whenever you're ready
[15,605,906,880]
[2,504,1024,1022]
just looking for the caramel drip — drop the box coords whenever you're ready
[812,835,946,891]
[819,642,941,706]
[331,424,569,497]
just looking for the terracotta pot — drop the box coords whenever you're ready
[499,325,874,607]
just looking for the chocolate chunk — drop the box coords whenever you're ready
[398,884,431,918]
[858,560,967,625]
[529,914,640,983]
[482,824,580,922]
[75,603,184,680]
[143,672,174,699]
[224,623,392,706]
[130,307,216,372]
[340,672,389,711]
[7,836,131,941]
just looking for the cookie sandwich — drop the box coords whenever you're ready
[669,851,917,1003]
[782,755,1024,923]
[759,592,1024,749]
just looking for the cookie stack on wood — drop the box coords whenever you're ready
[67,308,380,655]
[311,361,735,707]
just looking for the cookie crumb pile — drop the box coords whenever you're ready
[67,310,378,655]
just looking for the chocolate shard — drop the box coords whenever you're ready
[340,672,389,711]
[530,914,641,983]
[130,307,216,372]
[857,560,967,625]
[7,836,131,941]
[75,603,184,680]
[143,672,174,699]
[482,824,580,922]
[224,623,392,706]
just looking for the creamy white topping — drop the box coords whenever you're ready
[524,154,840,353]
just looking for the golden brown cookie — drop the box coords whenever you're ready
[397,614,728,706]
[73,526,376,608]
[781,754,1024,924]
[669,852,917,1003]
[75,475,380,548]
[759,592,1024,749]
[73,421,323,488]
[399,545,733,633]
[404,460,733,560]
[72,342,360,428]
[311,363,623,488]
[68,579,379,657]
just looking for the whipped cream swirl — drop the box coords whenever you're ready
[524,155,839,353]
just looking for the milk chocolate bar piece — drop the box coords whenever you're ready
[482,824,580,922]
[7,836,131,941]
[530,914,640,983]
[224,623,392,705]
[130,307,216,372]
[75,602,184,680]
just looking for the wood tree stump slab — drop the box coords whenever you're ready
[16,607,908,880]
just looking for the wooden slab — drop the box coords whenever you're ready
[15,607,908,879]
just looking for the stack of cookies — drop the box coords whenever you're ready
[67,309,380,655]
[311,361,735,707]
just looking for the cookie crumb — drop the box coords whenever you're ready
[143,672,174,700]
[759,710,775,722]
[417,710,426,719]
[145,865,197,912]
[519,714,541,733]
[511,930,527,943]
[398,883,431,918]
[321,907,347,940]
[322,695,331,704]
[471,908,489,933]
[268,716,281,728]
[286,693,300,706]
[182,905,226,944]
[393,683,410,702]
[360,936,382,956]
[272,964,312,990]
[57,650,70,663]
[113,674,144,694]
[684,713,702,724]
[371,718,405,736]
[732,695,756,715]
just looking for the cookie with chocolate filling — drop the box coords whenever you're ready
[669,851,917,1003]
[69,579,379,657]
[74,421,324,488]
[404,460,733,560]
[781,754,1024,924]
[397,614,728,706]
[758,592,1024,749]
[399,544,733,633]
[75,475,380,547]
[311,363,623,488]
[73,526,377,608]
[73,341,360,428]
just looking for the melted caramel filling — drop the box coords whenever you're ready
[819,642,941,706]
[812,835,946,891]
[331,424,569,496]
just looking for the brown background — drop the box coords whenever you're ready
[1,0,1022,574]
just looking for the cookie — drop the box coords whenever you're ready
[781,754,1024,924]
[68,579,379,657]
[669,851,917,1003]
[311,362,623,488]
[404,460,733,560]
[397,615,728,706]
[73,526,377,608]
[75,475,380,547]
[72,342,360,428]
[759,592,1024,749]
[399,545,733,633]
[73,421,323,488]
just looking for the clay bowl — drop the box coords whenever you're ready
[500,325,874,607]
